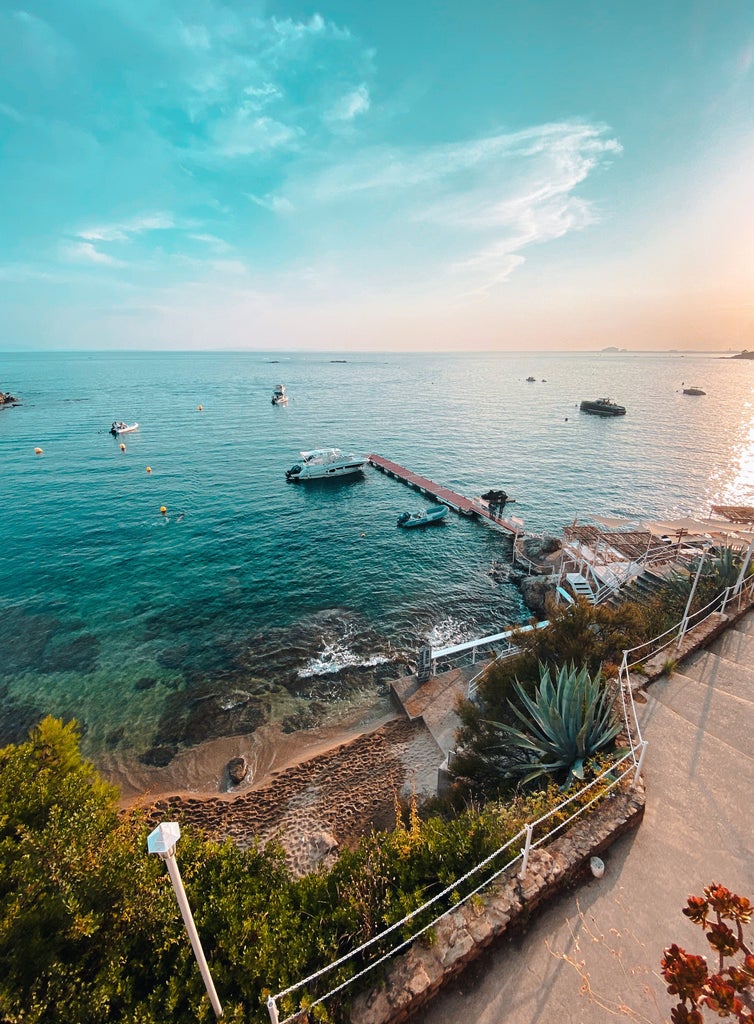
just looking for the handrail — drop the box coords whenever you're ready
[265,571,754,1023]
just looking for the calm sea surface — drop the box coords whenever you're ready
[1,351,752,770]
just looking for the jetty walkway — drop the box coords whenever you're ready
[366,454,523,536]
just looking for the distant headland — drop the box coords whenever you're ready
[730,350,754,360]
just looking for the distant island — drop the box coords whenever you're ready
[731,350,754,360]
[599,346,628,352]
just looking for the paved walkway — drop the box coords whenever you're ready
[412,610,754,1024]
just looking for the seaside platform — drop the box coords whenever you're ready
[367,453,523,535]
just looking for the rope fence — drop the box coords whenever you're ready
[265,569,754,1023]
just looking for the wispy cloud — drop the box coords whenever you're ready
[278,122,622,290]
[77,213,175,243]
[326,85,370,122]
[245,192,294,214]
[63,242,123,266]
[188,233,231,252]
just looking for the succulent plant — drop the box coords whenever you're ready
[487,661,622,787]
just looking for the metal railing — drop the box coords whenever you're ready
[264,571,754,1023]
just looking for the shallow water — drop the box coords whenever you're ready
[1,350,751,770]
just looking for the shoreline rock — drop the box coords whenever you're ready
[0,391,20,406]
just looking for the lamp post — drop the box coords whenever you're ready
[147,822,223,1019]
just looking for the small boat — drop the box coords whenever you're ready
[682,387,706,396]
[397,504,448,528]
[579,398,626,417]
[271,384,288,405]
[526,376,536,382]
[110,421,139,436]
[286,448,367,482]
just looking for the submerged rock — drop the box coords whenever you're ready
[227,756,248,784]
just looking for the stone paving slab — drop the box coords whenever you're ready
[708,624,754,662]
[679,648,754,694]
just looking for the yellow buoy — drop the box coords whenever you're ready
[198,404,203,411]
[120,443,126,452]
[146,466,152,474]
[34,447,43,455]
[160,506,167,515]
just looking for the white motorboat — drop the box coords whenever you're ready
[110,421,139,436]
[285,448,367,482]
[272,384,288,405]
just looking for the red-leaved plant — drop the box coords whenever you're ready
[661,883,754,1023]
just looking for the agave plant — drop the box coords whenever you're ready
[487,662,622,787]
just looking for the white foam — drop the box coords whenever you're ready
[298,640,391,678]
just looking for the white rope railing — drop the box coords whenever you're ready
[265,569,754,1022]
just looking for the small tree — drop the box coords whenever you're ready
[661,883,754,1022]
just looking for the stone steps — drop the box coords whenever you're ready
[707,623,754,662]
[643,667,754,762]
[680,647,754,695]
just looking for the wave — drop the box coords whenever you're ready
[298,639,392,678]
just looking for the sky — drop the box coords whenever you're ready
[1,0,753,352]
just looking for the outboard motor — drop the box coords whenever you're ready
[285,465,302,481]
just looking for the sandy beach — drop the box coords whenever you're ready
[115,690,445,876]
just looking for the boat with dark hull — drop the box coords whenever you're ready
[682,387,706,396]
[397,504,448,528]
[579,398,626,417]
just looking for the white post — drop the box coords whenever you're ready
[632,740,648,787]
[733,536,754,597]
[519,823,534,878]
[148,823,223,1019]
[676,544,710,649]
[267,996,280,1023]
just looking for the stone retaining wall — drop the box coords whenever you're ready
[350,781,645,1024]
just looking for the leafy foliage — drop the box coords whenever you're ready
[0,717,608,1023]
[483,662,622,787]
[662,883,754,1022]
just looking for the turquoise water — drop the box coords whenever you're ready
[1,350,752,768]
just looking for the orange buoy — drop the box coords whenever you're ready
[146,466,152,474]
[198,404,203,411]
[120,443,126,452]
[34,447,43,455]
[160,506,167,515]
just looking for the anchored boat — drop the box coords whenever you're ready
[682,386,706,396]
[397,504,448,528]
[110,421,139,436]
[285,448,367,482]
[579,398,626,417]
[271,384,288,405]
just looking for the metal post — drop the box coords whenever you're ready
[519,823,534,878]
[267,996,280,1023]
[676,544,710,649]
[733,536,754,597]
[147,823,223,1019]
[633,740,648,787]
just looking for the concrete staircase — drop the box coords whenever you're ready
[604,562,686,607]
[413,605,754,1024]
[645,614,754,762]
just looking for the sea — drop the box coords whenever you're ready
[1,350,751,780]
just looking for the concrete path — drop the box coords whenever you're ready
[412,611,754,1024]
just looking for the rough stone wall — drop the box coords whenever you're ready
[350,781,645,1024]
